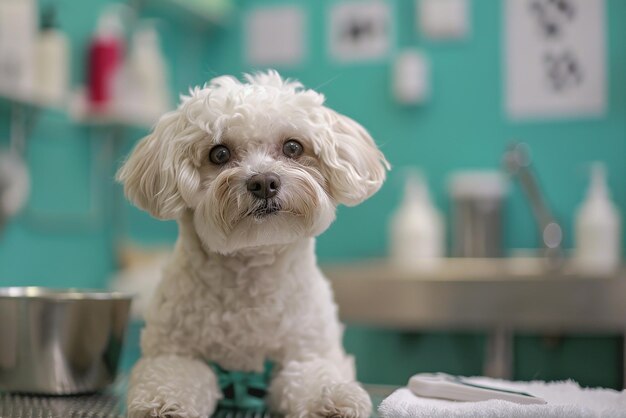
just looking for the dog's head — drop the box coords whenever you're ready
[117,71,389,253]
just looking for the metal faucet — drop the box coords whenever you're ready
[503,142,564,269]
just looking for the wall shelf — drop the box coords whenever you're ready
[69,106,156,131]
[67,89,157,130]
[0,90,157,131]
[131,0,232,26]
[0,89,62,110]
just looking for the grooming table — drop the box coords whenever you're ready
[0,377,393,418]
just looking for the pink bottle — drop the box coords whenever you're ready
[87,11,124,111]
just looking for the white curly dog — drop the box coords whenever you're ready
[117,71,389,418]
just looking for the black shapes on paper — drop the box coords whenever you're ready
[529,0,583,93]
[544,51,583,91]
[530,0,576,39]
[340,17,386,45]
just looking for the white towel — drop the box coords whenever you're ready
[378,377,626,418]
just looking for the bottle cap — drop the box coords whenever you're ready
[403,170,429,204]
[588,162,610,200]
[41,6,58,30]
[96,6,126,38]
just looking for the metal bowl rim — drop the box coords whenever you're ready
[0,287,133,301]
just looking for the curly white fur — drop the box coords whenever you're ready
[117,71,389,418]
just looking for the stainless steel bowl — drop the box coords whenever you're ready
[0,287,132,395]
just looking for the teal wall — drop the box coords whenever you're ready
[0,0,218,285]
[0,0,624,388]
[197,0,626,263]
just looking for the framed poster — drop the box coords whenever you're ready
[505,0,606,120]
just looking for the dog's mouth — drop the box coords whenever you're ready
[252,199,281,218]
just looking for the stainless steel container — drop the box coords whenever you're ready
[449,171,508,258]
[0,287,132,395]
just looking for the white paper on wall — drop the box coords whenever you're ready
[505,0,606,120]
[329,1,392,62]
[419,0,470,40]
[245,6,305,67]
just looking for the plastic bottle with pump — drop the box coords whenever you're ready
[389,170,445,271]
[36,6,70,105]
[0,0,37,98]
[87,7,124,111]
[574,162,622,275]
[116,22,170,123]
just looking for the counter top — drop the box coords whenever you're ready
[323,258,626,333]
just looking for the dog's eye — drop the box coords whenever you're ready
[283,139,303,158]
[209,145,231,165]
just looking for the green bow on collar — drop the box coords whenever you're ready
[210,361,275,410]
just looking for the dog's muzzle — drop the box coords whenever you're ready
[253,199,280,217]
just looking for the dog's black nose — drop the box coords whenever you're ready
[247,173,281,199]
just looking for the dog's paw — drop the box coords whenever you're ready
[127,389,219,418]
[127,397,200,418]
[128,356,221,418]
[316,382,372,418]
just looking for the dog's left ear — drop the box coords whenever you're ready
[320,109,390,206]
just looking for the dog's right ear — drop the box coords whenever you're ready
[116,111,188,220]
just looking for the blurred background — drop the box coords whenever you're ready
[0,0,624,391]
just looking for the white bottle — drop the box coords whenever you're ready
[392,49,430,105]
[116,23,170,124]
[36,7,70,105]
[574,163,622,275]
[0,0,37,98]
[389,171,445,271]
